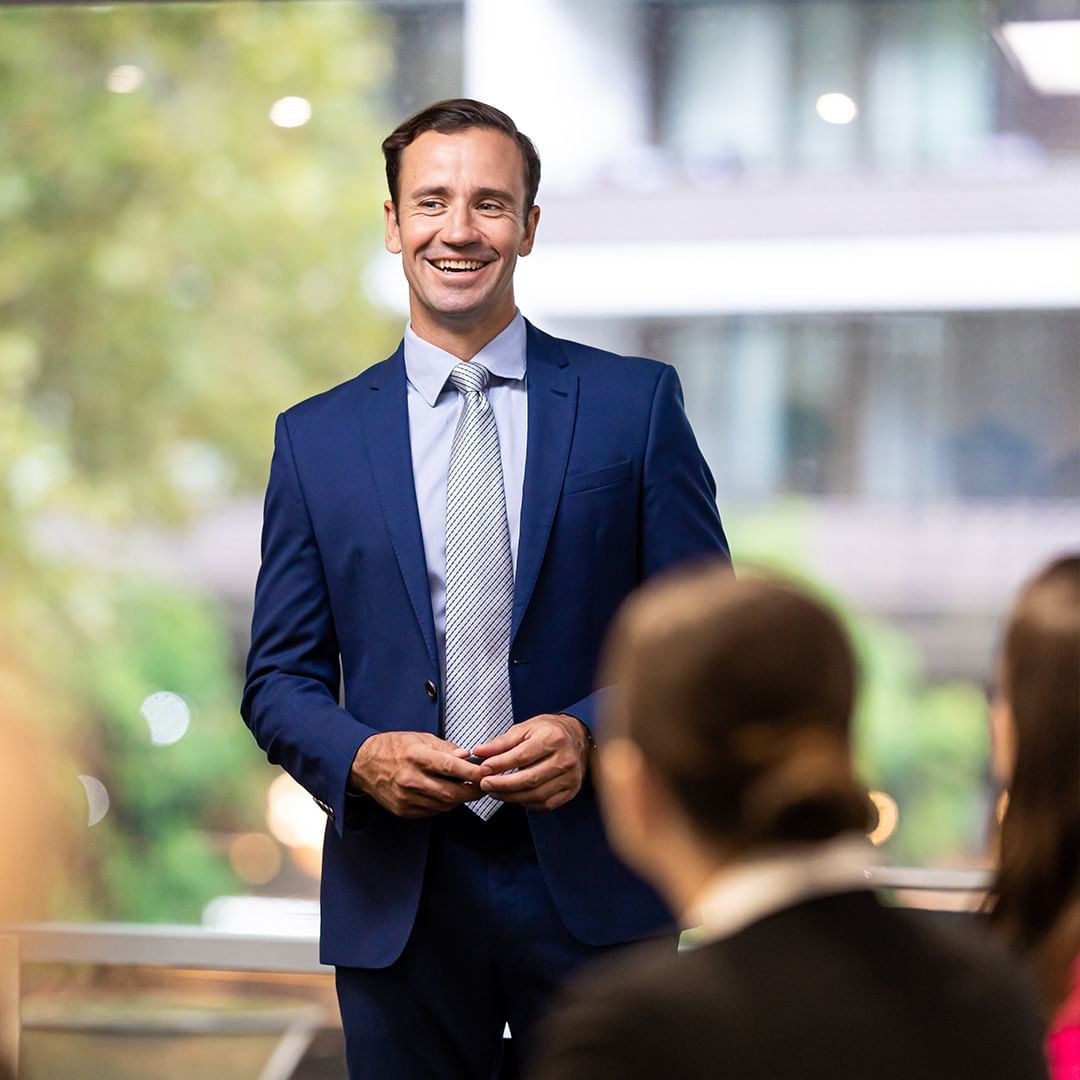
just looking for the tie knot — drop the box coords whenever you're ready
[449,362,490,396]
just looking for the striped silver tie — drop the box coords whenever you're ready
[443,361,514,819]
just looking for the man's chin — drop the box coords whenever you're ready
[417,292,511,326]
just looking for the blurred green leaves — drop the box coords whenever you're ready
[1,1,398,526]
[730,504,992,867]
[0,1,399,921]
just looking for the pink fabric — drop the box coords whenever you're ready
[1048,956,1080,1080]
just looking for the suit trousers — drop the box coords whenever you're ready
[335,804,627,1080]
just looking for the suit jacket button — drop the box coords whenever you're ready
[425,680,438,702]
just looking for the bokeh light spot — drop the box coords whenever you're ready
[269,96,312,129]
[106,64,144,94]
[867,790,900,846]
[266,772,326,858]
[816,92,858,125]
[229,832,282,886]
[78,775,110,827]
[140,691,191,746]
[9,445,70,509]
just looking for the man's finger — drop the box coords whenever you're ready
[489,776,575,809]
[396,774,484,815]
[413,747,487,785]
[392,783,454,816]
[480,759,560,795]
[477,740,552,776]
[470,725,529,758]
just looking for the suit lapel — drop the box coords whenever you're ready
[512,323,578,643]
[360,345,439,671]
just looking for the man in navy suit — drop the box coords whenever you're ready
[242,99,729,1079]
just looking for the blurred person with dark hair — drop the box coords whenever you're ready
[529,566,1049,1080]
[986,555,1080,1079]
[243,98,728,1077]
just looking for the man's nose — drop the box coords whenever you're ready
[439,203,480,246]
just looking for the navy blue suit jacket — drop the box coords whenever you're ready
[242,322,729,968]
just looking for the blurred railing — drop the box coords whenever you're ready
[16,921,326,975]
[6,870,991,1078]
[12,866,991,974]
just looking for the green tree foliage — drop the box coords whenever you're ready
[730,506,991,868]
[1,1,399,519]
[0,2,400,921]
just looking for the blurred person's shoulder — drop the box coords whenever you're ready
[893,903,1044,1010]
[734,893,1048,1051]
[821,899,1050,1077]
[528,935,743,1080]
[529,898,1051,1080]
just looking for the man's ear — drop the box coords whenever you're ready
[384,200,402,255]
[518,204,540,257]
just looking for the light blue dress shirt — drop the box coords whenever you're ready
[403,312,528,679]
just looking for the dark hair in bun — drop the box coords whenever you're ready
[600,566,871,850]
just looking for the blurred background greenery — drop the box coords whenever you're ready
[729,506,990,867]
[1,1,399,922]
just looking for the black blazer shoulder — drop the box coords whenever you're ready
[529,891,1049,1080]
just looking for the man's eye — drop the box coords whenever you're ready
[477,202,501,211]
[419,200,443,210]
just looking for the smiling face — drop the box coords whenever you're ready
[384,127,540,356]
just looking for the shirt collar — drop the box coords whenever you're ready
[404,312,527,407]
[681,834,876,948]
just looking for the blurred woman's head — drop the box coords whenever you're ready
[988,554,1080,1016]
[597,564,870,906]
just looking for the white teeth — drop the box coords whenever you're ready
[432,259,485,271]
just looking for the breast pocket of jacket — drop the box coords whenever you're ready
[562,459,633,497]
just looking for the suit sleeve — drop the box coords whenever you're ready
[241,413,378,837]
[561,363,730,730]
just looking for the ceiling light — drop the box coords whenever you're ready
[816,92,858,125]
[995,20,1080,95]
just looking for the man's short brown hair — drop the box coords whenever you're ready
[382,98,541,214]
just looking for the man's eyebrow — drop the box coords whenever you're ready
[406,185,519,205]
[472,187,518,204]
[407,185,452,201]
